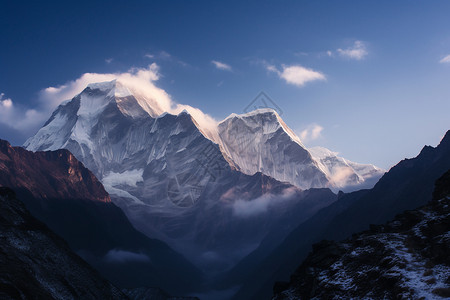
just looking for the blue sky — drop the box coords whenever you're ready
[1,1,449,169]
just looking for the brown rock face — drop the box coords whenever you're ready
[0,139,110,202]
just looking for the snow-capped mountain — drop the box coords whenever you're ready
[217,109,330,190]
[308,146,385,191]
[24,79,384,272]
[24,80,337,272]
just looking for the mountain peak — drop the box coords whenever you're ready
[221,108,279,123]
[86,79,136,99]
[86,79,117,91]
[440,130,450,148]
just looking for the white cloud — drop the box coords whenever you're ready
[266,64,326,87]
[328,166,355,187]
[144,53,154,59]
[0,93,47,135]
[211,60,232,71]
[299,124,324,143]
[337,40,368,60]
[230,187,297,218]
[326,50,333,57]
[105,58,113,64]
[439,54,450,63]
[0,94,12,108]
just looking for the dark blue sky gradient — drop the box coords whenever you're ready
[1,1,450,168]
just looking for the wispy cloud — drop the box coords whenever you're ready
[160,51,172,60]
[144,51,188,67]
[229,187,297,218]
[299,123,324,143]
[336,40,368,60]
[211,60,232,71]
[265,63,326,87]
[105,58,113,64]
[439,54,450,63]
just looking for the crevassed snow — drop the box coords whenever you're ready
[217,109,330,190]
[102,169,144,187]
[24,112,69,151]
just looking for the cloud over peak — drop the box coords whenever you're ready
[0,64,219,144]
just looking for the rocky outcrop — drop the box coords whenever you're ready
[0,187,127,300]
[0,139,109,202]
[273,170,450,299]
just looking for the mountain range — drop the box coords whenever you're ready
[24,80,383,274]
[13,79,448,299]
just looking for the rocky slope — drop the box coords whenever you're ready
[231,130,450,300]
[0,187,127,300]
[273,169,450,299]
[0,139,202,294]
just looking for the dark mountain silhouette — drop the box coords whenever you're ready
[0,187,127,300]
[273,169,450,299]
[232,130,450,300]
[0,139,203,295]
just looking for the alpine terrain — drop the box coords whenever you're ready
[24,80,383,274]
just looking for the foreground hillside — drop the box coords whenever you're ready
[273,169,450,299]
[0,139,202,294]
[231,130,450,300]
[0,187,127,300]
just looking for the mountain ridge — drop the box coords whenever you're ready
[25,79,384,191]
[273,169,450,299]
[231,129,450,300]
